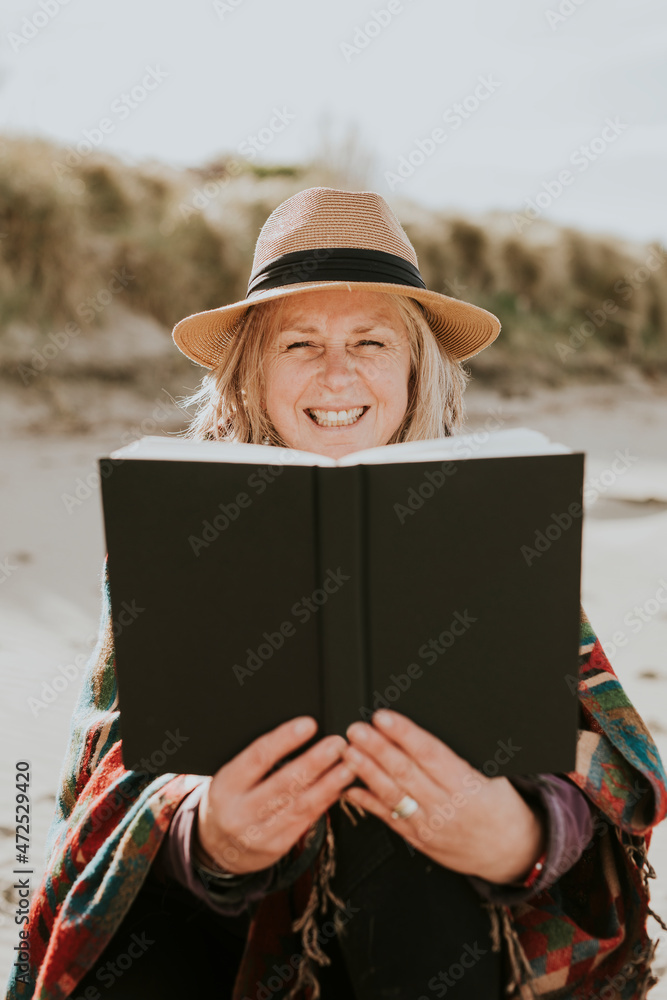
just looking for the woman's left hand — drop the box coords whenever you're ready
[341,709,546,884]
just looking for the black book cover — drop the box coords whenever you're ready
[99,452,584,778]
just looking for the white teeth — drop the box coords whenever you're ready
[308,406,366,427]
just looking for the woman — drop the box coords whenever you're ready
[9,187,666,1000]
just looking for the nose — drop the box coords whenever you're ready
[317,346,357,392]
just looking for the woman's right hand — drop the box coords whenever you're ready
[195,716,354,875]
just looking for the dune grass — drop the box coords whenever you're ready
[1,134,666,391]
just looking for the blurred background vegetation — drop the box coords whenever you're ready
[2,132,666,430]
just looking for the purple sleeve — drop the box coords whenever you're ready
[468,774,594,904]
[151,781,275,916]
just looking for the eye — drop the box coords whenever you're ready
[282,338,386,352]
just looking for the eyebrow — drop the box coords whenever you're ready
[279,319,398,335]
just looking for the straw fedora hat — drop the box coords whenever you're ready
[172,187,501,369]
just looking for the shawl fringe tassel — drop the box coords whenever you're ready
[484,902,537,999]
[284,798,367,1000]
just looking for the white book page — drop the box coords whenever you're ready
[109,436,337,466]
[338,428,571,464]
[108,428,570,466]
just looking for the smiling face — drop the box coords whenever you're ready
[261,287,412,458]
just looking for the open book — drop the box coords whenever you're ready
[110,426,571,465]
[100,428,583,778]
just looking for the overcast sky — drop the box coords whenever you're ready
[2,0,666,246]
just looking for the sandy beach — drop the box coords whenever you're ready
[2,375,667,992]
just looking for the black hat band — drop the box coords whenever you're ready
[246,247,427,296]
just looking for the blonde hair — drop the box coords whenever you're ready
[177,291,469,443]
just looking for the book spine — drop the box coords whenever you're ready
[315,467,369,737]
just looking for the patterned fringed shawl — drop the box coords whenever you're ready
[6,557,667,1000]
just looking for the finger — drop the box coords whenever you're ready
[258,761,355,844]
[343,786,434,856]
[345,722,435,802]
[220,717,318,794]
[293,760,357,820]
[342,785,402,828]
[367,710,472,789]
[248,734,348,814]
[342,743,429,821]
